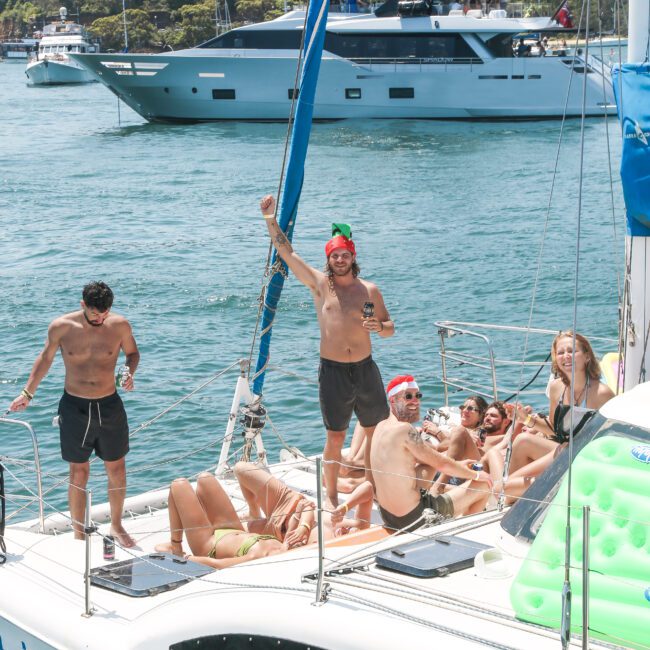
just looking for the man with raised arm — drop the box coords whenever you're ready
[8,281,140,547]
[260,195,394,507]
[371,375,493,533]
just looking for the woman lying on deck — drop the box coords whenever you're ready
[155,461,373,569]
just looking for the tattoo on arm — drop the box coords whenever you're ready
[274,231,289,247]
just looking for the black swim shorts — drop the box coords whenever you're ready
[58,391,129,463]
[379,492,454,533]
[318,355,389,432]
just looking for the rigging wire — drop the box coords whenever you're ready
[561,0,593,645]
[246,4,312,385]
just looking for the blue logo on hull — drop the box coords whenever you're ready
[631,445,650,463]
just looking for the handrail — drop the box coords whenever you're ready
[0,416,44,533]
[438,322,498,405]
[435,320,617,407]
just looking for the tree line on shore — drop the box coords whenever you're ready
[0,0,285,50]
[1,0,628,52]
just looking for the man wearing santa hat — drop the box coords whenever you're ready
[260,195,393,507]
[371,375,493,532]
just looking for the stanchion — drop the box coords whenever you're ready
[582,505,590,649]
[312,457,329,606]
[82,489,96,618]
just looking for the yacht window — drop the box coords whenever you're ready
[288,88,299,99]
[200,30,302,50]
[324,32,477,62]
[389,87,414,98]
[212,89,236,99]
[484,33,515,58]
[345,88,362,99]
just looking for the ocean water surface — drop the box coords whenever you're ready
[0,62,624,516]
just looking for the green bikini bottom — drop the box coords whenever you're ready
[208,528,279,558]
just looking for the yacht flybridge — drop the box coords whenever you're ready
[72,0,614,122]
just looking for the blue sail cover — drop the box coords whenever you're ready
[253,0,329,396]
[612,64,650,236]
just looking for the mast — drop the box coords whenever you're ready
[620,0,650,391]
[252,0,330,397]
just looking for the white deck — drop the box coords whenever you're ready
[1,460,610,650]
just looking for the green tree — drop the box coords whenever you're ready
[80,0,123,15]
[170,1,214,48]
[235,0,283,23]
[89,7,156,51]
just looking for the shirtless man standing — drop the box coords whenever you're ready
[371,375,493,533]
[9,281,139,546]
[260,195,393,507]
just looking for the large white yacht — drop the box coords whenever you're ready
[25,7,99,85]
[72,0,614,122]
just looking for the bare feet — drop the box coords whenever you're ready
[111,525,136,548]
[154,540,184,556]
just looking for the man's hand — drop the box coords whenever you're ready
[9,394,30,412]
[260,194,276,219]
[362,316,383,333]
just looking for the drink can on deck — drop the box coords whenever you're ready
[103,535,115,561]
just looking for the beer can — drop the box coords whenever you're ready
[471,463,484,472]
[115,365,130,388]
[363,301,374,318]
[103,535,115,561]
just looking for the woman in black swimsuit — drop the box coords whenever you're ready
[491,331,614,502]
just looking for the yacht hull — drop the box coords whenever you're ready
[73,52,614,122]
[25,58,96,85]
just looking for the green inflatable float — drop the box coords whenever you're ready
[511,435,650,648]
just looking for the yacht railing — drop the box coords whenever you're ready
[0,416,44,533]
[350,56,484,71]
[435,321,616,408]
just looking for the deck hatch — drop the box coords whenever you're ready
[90,552,213,597]
[375,535,490,578]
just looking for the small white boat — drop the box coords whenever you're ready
[25,7,99,86]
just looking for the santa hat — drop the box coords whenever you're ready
[386,374,419,398]
[325,234,356,258]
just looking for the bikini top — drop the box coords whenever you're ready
[552,377,594,444]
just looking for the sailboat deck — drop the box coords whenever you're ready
[2,460,617,650]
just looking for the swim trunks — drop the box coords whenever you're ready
[379,491,454,534]
[208,529,278,558]
[318,355,389,431]
[58,391,129,463]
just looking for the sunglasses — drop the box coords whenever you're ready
[403,392,423,400]
[459,404,480,413]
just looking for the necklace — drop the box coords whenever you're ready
[572,377,589,406]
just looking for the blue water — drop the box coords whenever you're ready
[0,61,624,516]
